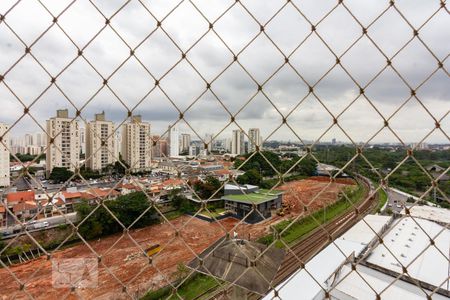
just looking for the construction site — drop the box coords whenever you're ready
[0,177,357,299]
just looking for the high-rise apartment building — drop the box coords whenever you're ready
[46,109,80,176]
[248,128,261,152]
[85,112,116,171]
[168,125,179,157]
[231,129,245,155]
[80,129,86,154]
[121,115,151,171]
[34,132,47,147]
[0,123,10,187]
[24,134,33,147]
[180,133,191,153]
[204,133,213,153]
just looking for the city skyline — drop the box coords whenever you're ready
[0,1,448,144]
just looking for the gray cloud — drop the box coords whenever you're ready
[0,0,448,144]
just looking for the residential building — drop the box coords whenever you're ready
[222,184,283,223]
[231,129,245,155]
[180,133,191,153]
[169,125,179,157]
[152,135,169,158]
[0,123,10,187]
[248,128,261,152]
[204,133,213,153]
[24,134,33,147]
[80,129,86,154]
[189,145,199,156]
[34,132,47,147]
[85,112,116,171]
[46,109,80,176]
[121,115,151,171]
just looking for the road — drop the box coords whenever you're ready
[385,187,412,213]
[1,212,78,238]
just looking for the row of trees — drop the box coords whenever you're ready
[234,151,317,186]
[75,192,158,240]
[314,145,450,204]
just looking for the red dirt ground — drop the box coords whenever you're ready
[0,178,354,299]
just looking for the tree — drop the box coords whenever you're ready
[237,169,262,185]
[113,154,129,175]
[193,176,223,199]
[75,192,158,240]
[49,167,74,183]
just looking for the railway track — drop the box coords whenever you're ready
[272,176,377,285]
[207,176,378,300]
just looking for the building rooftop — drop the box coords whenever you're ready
[189,238,285,295]
[366,216,449,290]
[6,191,36,203]
[263,215,392,300]
[331,264,449,300]
[400,205,450,225]
[222,189,283,204]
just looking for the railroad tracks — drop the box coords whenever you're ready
[207,177,378,300]
[272,177,377,286]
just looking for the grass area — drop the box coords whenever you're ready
[222,189,283,204]
[258,183,367,248]
[142,274,218,300]
[164,210,184,221]
[376,187,388,213]
[200,208,227,218]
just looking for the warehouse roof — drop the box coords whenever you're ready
[400,205,450,225]
[366,216,449,290]
[331,264,449,300]
[262,215,392,300]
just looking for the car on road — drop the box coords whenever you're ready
[33,221,50,229]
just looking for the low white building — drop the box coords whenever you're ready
[0,123,10,187]
[264,212,450,299]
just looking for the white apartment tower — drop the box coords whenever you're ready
[168,125,179,157]
[121,115,151,171]
[0,123,10,187]
[86,112,116,171]
[248,128,261,152]
[231,129,245,155]
[204,133,213,153]
[46,109,80,176]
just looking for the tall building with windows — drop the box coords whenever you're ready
[24,134,33,147]
[168,125,179,157]
[180,133,191,153]
[121,115,151,171]
[46,109,80,176]
[248,128,261,153]
[231,129,245,155]
[204,133,213,153]
[85,112,116,171]
[0,123,10,187]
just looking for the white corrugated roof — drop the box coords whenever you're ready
[330,264,449,300]
[263,215,391,300]
[400,205,450,224]
[366,216,450,290]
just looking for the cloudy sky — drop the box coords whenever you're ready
[0,0,448,145]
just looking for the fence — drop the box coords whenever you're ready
[0,0,448,299]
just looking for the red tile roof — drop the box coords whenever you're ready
[13,201,37,212]
[62,191,82,199]
[6,191,35,203]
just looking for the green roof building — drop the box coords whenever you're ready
[222,185,283,223]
